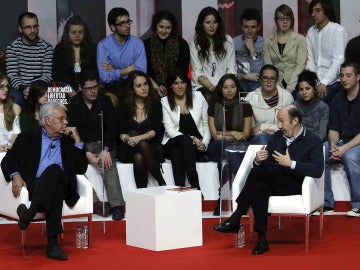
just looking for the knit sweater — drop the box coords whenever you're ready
[6,37,53,89]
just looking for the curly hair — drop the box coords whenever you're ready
[0,73,16,131]
[296,70,319,97]
[56,16,96,70]
[194,6,226,63]
[124,71,156,117]
[151,10,178,38]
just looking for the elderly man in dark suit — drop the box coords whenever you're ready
[1,101,87,260]
[213,105,324,254]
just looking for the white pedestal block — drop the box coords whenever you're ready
[126,186,203,251]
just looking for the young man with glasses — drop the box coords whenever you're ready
[246,64,293,145]
[233,8,264,92]
[6,12,53,107]
[97,7,147,100]
[306,0,347,105]
[67,69,125,221]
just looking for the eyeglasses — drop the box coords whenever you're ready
[0,84,11,90]
[82,85,99,91]
[22,24,39,31]
[261,76,277,82]
[276,17,291,22]
[114,20,133,27]
[49,116,69,122]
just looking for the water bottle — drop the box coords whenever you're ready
[237,224,245,248]
[82,225,89,249]
[76,225,83,248]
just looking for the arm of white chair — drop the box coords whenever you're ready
[0,173,30,219]
[232,145,265,209]
[76,174,93,200]
[302,174,325,213]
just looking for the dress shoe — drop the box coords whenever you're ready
[252,241,269,255]
[112,206,125,220]
[46,244,68,260]
[16,204,31,230]
[213,221,239,233]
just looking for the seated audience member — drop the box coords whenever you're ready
[162,68,210,189]
[263,4,307,94]
[67,70,125,220]
[20,80,48,132]
[306,0,347,104]
[233,8,264,92]
[293,70,329,141]
[324,62,360,216]
[6,12,53,107]
[345,34,360,64]
[117,71,166,188]
[97,7,147,100]
[0,73,21,151]
[207,74,253,215]
[190,6,236,104]
[214,105,324,255]
[1,101,88,260]
[247,64,294,145]
[144,10,190,98]
[52,16,97,94]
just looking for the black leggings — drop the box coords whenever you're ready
[164,135,200,189]
[132,141,165,188]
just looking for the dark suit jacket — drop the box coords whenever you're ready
[261,127,324,180]
[1,128,88,206]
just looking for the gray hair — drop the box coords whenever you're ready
[39,101,67,127]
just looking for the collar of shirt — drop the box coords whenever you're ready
[283,125,304,147]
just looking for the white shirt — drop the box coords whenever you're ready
[0,113,20,146]
[306,21,347,86]
[190,34,237,90]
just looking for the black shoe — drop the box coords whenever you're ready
[213,221,239,233]
[213,199,220,216]
[112,206,125,220]
[16,204,31,230]
[323,206,334,213]
[252,241,269,255]
[46,244,68,260]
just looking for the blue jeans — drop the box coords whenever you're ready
[239,79,260,93]
[251,133,271,145]
[324,141,360,208]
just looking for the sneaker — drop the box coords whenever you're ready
[346,208,360,217]
[323,206,334,213]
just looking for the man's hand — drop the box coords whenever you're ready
[64,127,81,143]
[255,146,268,163]
[243,36,255,54]
[86,152,100,168]
[98,150,113,171]
[273,148,292,167]
[102,62,115,71]
[330,145,346,161]
[231,131,246,141]
[11,174,27,198]
[316,83,327,98]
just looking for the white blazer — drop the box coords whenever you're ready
[161,91,211,147]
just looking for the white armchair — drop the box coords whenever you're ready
[0,153,93,254]
[232,145,325,251]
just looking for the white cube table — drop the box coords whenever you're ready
[126,186,203,251]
